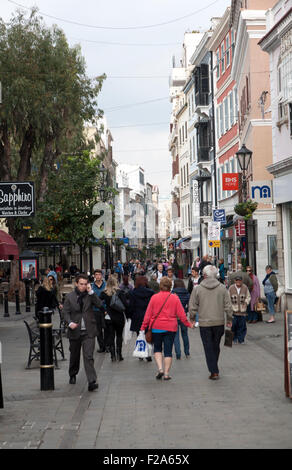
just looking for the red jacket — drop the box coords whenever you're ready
[140,291,192,332]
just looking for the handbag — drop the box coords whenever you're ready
[110,291,125,313]
[224,329,234,348]
[145,293,171,344]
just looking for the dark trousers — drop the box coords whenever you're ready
[69,333,97,384]
[232,315,247,343]
[105,318,124,352]
[199,325,224,374]
[94,311,105,350]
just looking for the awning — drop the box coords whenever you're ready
[0,230,19,260]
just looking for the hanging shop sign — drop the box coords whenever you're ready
[236,220,246,237]
[250,180,273,203]
[213,209,226,224]
[0,182,35,217]
[222,173,239,191]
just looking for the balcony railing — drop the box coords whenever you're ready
[200,202,212,217]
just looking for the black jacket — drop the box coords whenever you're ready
[100,289,129,326]
[128,286,155,332]
[172,287,190,314]
[35,286,59,317]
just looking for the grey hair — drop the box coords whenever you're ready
[203,265,218,279]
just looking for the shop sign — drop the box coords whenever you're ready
[236,220,246,237]
[213,209,226,224]
[250,180,273,203]
[208,221,221,241]
[208,240,220,248]
[222,173,239,191]
[0,182,35,217]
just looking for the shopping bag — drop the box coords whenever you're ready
[133,331,148,358]
[146,341,153,357]
[123,318,132,345]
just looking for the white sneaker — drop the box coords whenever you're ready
[195,322,199,328]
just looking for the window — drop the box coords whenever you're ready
[185,122,187,139]
[216,50,220,79]
[226,35,230,68]
[186,163,189,184]
[183,165,186,187]
[217,166,222,201]
[192,135,196,162]
[267,235,278,272]
[216,107,220,139]
[139,171,144,185]
[219,103,224,136]
[234,87,238,122]
[224,97,229,132]
[179,128,182,145]
[181,168,183,188]
[221,43,225,74]
[229,92,234,126]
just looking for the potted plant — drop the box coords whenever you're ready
[234,200,258,220]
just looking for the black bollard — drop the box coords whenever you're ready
[25,280,30,312]
[4,291,9,317]
[15,289,21,315]
[39,307,54,391]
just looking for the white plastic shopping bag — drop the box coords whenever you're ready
[123,318,132,345]
[146,341,153,357]
[133,331,148,358]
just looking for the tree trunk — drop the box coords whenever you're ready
[38,137,60,202]
[17,126,35,181]
[7,220,27,301]
[0,122,11,181]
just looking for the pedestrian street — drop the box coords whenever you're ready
[0,309,291,450]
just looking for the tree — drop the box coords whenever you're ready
[0,9,105,293]
[35,151,117,271]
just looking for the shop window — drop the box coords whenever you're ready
[267,235,278,272]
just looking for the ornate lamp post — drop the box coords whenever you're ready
[236,144,253,266]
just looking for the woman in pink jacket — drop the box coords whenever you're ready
[140,277,194,380]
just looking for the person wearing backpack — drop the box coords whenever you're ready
[100,275,128,362]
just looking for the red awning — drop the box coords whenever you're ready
[0,230,19,260]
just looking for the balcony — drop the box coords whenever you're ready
[195,91,209,108]
[200,201,212,217]
[197,147,210,162]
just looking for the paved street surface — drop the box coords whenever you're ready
[0,307,291,449]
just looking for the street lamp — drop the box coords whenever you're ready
[236,143,253,266]
[236,144,252,201]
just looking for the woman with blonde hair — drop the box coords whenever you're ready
[100,275,128,361]
[140,277,194,380]
[35,275,61,320]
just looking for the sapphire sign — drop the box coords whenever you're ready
[213,209,226,225]
[0,182,35,217]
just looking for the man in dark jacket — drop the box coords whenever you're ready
[63,274,104,391]
[172,279,190,359]
[91,269,106,353]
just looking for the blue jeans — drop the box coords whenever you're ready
[232,315,247,343]
[174,320,190,358]
[199,325,224,374]
[266,291,276,315]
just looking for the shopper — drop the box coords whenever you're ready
[229,275,251,344]
[128,276,155,362]
[187,266,200,327]
[172,279,190,359]
[189,265,233,380]
[63,274,103,391]
[100,275,128,361]
[35,275,61,319]
[140,277,194,381]
[262,265,278,323]
[246,266,261,323]
[91,269,106,353]
[148,273,160,294]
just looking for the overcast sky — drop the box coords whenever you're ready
[1,0,231,198]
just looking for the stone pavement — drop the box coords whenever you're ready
[0,306,292,449]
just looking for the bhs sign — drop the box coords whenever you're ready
[250,180,273,203]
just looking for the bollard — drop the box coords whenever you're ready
[39,307,54,391]
[24,280,30,312]
[15,289,21,315]
[4,291,9,317]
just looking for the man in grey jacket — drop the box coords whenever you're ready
[63,274,104,391]
[189,265,233,380]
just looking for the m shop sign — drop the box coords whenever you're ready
[222,173,239,191]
